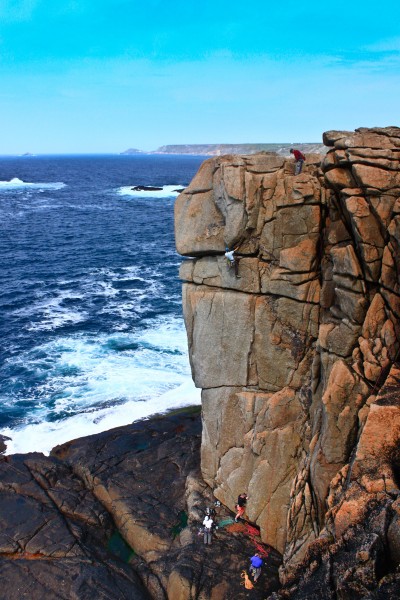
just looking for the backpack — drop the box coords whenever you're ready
[240,571,254,590]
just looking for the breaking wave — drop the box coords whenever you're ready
[0,177,66,190]
[0,316,200,455]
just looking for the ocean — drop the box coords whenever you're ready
[0,154,204,454]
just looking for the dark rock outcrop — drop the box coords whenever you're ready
[0,411,280,599]
[131,185,163,191]
[0,435,9,454]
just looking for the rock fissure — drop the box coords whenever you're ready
[23,463,93,557]
[175,128,400,597]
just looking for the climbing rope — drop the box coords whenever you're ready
[217,517,235,528]
[244,524,271,558]
[240,570,254,590]
[225,520,271,558]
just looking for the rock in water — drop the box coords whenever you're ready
[0,435,10,454]
[131,185,163,191]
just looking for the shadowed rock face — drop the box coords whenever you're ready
[0,412,281,600]
[175,128,400,595]
[0,451,150,600]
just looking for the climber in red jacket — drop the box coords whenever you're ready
[290,148,306,175]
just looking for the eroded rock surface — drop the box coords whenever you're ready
[0,411,280,599]
[175,128,400,597]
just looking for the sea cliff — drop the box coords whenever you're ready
[175,127,400,597]
[1,127,399,599]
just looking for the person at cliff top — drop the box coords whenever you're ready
[290,148,306,175]
[249,553,263,583]
[235,492,248,521]
[224,247,241,279]
[203,515,214,545]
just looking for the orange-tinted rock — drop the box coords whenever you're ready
[185,158,215,193]
[182,284,255,388]
[353,163,400,191]
[279,238,318,272]
[324,167,356,189]
[202,387,304,553]
[175,190,225,256]
[175,129,400,596]
[322,130,353,146]
[334,499,367,538]
[331,244,363,277]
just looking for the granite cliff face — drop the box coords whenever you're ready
[175,127,400,595]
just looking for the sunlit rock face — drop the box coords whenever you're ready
[175,128,400,586]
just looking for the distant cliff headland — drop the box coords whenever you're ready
[121,142,327,156]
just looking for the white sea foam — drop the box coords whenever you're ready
[1,379,201,455]
[117,184,184,198]
[29,310,87,331]
[13,291,87,331]
[0,316,200,455]
[12,264,167,331]
[84,266,164,317]
[0,177,66,190]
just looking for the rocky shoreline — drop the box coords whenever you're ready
[0,408,280,599]
[1,126,400,599]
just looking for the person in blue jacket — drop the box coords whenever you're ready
[249,553,263,582]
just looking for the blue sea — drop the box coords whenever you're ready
[0,154,204,454]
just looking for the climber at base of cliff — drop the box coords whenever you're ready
[224,247,241,278]
[290,148,306,174]
[202,514,214,545]
[235,492,248,521]
[249,553,263,583]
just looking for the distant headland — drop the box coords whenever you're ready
[120,142,327,156]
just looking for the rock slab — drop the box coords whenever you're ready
[0,411,280,599]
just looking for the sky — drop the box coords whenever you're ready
[0,0,399,153]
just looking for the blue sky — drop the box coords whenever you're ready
[0,0,399,153]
